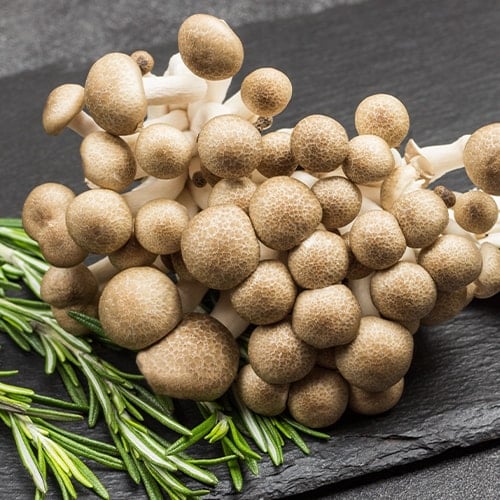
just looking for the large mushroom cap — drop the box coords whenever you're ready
[136,313,239,401]
[42,84,85,135]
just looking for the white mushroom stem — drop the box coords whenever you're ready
[142,74,208,106]
[400,247,417,263]
[144,109,190,130]
[67,111,103,137]
[404,134,470,185]
[123,172,188,215]
[339,196,382,235]
[189,102,230,136]
[473,242,500,298]
[147,103,168,120]
[348,274,380,317]
[177,279,209,312]
[291,170,318,188]
[205,78,233,103]
[88,257,118,288]
[175,187,199,219]
[210,290,249,338]
[380,163,425,210]
[223,91,259,121]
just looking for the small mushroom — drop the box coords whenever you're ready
[257,131,298,178]
[65,189,133,255]
[178,14,244,80]
[230,259,297,325]
[354,93,410,148]
[248,176,323,251]
[420,287,469,325]
[236,364,289,417]
[287,230,349,289]
[197,114,263,179]
[248,320,317,384]
[51,302,99,337]
[417,234,483,291]
[453,190,498,234]
[292,284,361,349]
[207,177,257,213]
[291,114,349,173]
[136,313,239,400]
[108,234,157,271]
[342,232,373,280]
[287,366,349,429]
[472,242,500,298]
[463,123,500,195]
[348,378,405,415]
[335,316,413,392]
[130,50,155,75]
[99,266,182,350]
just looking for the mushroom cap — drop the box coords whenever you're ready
[178,14,244,80]
[342,134,395,185]
[51,301,98,337]
[99,266,182,350]
[42,84,85,135]
[230,259,297,325]
[349,210,407,270]
[197,114,263,179]
[248,320,317,384]
[291,114,349,172]
[354,93,410,148]
[433,185,456,208]
[287,366,349,429]
[417,234,483,291]
[420,287,469,325]
[342,232,373,280]
[181,204,260,289]
[453,190,498,234]
[336,316,414,392]
[65,189,133,255]
[136,313,239,400]
[130,50,155,74]
[208,177,257,213]
[292,284,361,349]
[312,177,362,230]
[287,230,349,289]
[257,131,298,178]
[40,264,98,308]
[348,378,405,415]
[236,364,289,416]
[248,176,323,251]
[473,242,500,299]
[85,52,147,136]
[37,229,89,268]
[80,131,136,192]
[390,189,449,248]
[109,235,157,271]
[463,123,500,195]
[370,261,437,322]
[134,199,189,255]
[241,67,292,117]
[135,124,193,179]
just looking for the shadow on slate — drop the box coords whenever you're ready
[0,0,499,498]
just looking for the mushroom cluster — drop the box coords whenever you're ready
[23,14,499,427]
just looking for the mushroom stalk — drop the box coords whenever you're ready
[142,74,208,106]
[210,290,250,338]
[177,279,209,313]
[223,91,259,121]
[88,256,119,287]
[68,111,103,136]
[348,274,380,317]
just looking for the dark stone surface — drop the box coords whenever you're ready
[0,0,499,498]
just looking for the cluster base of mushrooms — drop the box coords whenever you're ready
[23,13,499,429]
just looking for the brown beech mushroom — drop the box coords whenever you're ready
[287,230,349,289]
[336,316,414,392]
[354,93,410,148]
[453,190,498,234]
[463,123,500,195]
[178,14,244,80]
[85,52,147,136]
[108,235,156,271]
[240,67,292,117]
[287,367,349,429]
[230,259,297,325]
[420,287,469,326]
[197,114,263,179]
[292,284,361,349]
[99,266,182,350]
[80,131,136,191]
[473,242,500,298]
[312,177,362,230]
[342,135,395,185]
[257,131,298,178]
[248,320,317,384]
[349,210,407,270]
[134,199,189,255]
[342,232,373,280]
[42,83,100,136]
[417,234,483,291]
[136,313,239,400]
[52,302,99,336]
[22,183,87,267]
[134,124,193,179]
[349,378,405,415]
[370,262,437,322]
[390,189,449,248]
[207,177,257,213]
[291,114,349,173]
[236,364,289,417]
[181,204,260,289]
[130,50,155,75]
[65,189,133,255]
[248,176,322,251]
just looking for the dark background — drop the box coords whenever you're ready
[0,0,499,498]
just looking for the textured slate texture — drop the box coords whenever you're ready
[0,0,499,498]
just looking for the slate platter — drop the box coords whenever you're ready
[0,0,499,498]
